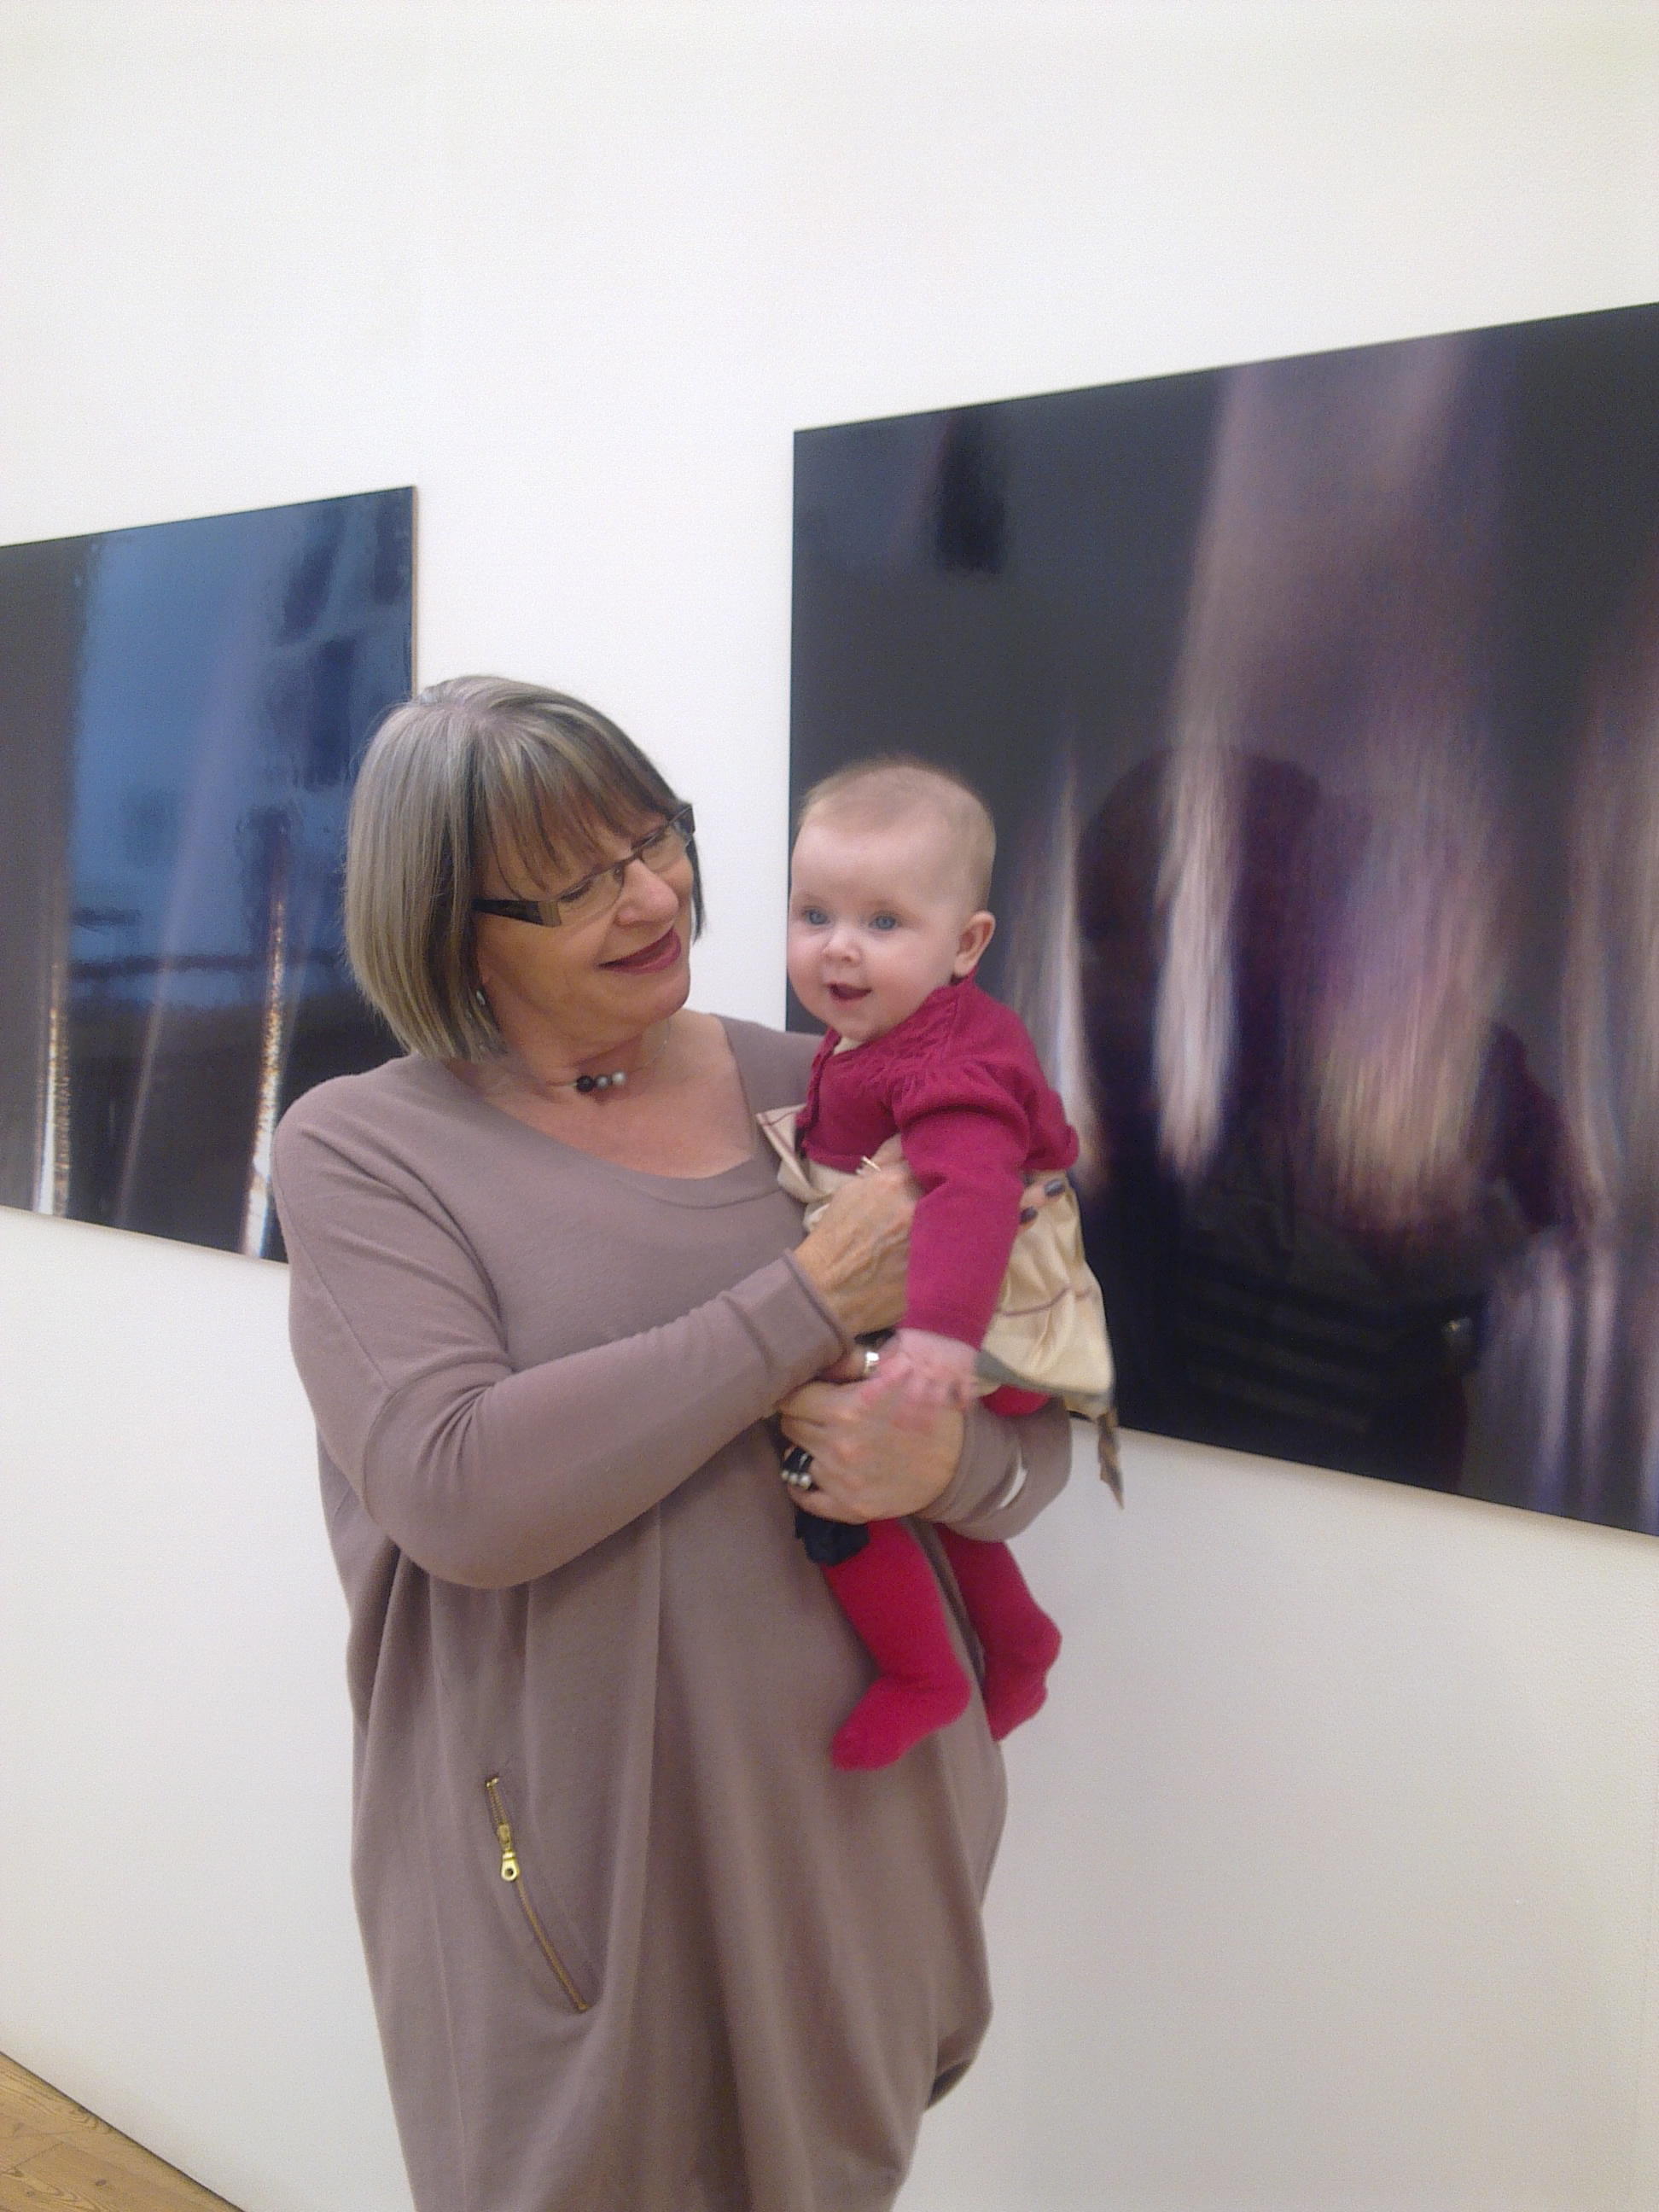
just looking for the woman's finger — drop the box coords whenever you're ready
[791,1167,917,1339]
[816,1346,878,1383]
[862,1134,913,1179]
[778,1385,963,1522]
[776,1378,841,1429]
[789,1484,864,1524]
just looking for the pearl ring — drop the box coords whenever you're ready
[780,1447,817,1492]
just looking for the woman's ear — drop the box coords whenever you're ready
[952,911,996,978]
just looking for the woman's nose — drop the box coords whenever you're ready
[614,856,681,925]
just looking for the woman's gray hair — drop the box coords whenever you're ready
[345,675,702,1061]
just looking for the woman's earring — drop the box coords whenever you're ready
[474,987,490,1011]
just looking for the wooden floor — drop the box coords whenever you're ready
[0,2054,240,2211]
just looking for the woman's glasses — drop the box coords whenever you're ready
[471,805,696,930]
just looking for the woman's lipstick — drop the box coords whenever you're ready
[603,928,683,974]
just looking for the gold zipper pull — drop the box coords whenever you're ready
[486,1777,521,1881]
[481,1774,590,2012]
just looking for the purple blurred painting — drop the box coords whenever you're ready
[0,489,412,1260]
[791,304,1659,1533]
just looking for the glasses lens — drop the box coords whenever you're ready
[550,812,691,924]
[554,874,620,925]
[637,818,690,874]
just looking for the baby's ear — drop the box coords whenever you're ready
[952,911,996,976]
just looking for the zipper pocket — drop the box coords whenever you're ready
[484,1775,591,2012]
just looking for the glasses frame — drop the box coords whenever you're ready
[469,805,696,930]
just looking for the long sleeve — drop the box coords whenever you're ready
[274,1108,849,1589]
[921,1397,1074,1540]
[893,1067,1037,1346]
[801,981,1079,1351]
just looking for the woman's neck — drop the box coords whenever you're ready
[450,1011,759,1177]
[491,1017,675,1102]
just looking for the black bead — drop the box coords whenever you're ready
[575,1074,597,1093]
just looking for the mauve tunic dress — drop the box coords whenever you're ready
[271,1018,1071,2212]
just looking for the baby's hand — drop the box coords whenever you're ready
[869,1329,980,1423]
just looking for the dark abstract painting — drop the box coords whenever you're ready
[0,489,412,1260]
[792,305,1659,1534]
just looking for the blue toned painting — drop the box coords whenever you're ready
[0,489,412,1259]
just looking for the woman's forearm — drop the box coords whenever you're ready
[279,1148,848,1586]
[359,1257,845,1584]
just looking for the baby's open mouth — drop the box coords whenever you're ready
[828,984,870,1003]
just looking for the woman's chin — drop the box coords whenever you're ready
[623,949,692,1022]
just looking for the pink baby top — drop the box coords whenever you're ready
[795,977,1079,1350]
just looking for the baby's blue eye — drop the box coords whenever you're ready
[799,905,830,927]
[870,913,899,932]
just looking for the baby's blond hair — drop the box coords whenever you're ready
[794,755,996,908]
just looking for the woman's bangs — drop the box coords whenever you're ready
[480,729,674,895]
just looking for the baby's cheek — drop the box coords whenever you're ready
[785,944,827,1006]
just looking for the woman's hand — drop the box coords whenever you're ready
[792,1146,1071,1350]
[776,1377,963,1523]
[790,1155,917,1340]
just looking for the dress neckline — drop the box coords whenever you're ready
[406,1018,790,1209]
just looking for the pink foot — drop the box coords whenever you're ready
[980,1612,1061,1741]
[981,1657,1053,1739]
[831,1674,972,1771]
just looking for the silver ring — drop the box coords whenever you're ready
[858,1345,881,1381]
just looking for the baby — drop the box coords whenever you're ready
[770,756,1113,1771]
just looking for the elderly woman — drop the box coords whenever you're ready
[272,676,1072,2212]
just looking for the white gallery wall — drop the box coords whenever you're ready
[3,5,1658,2208]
